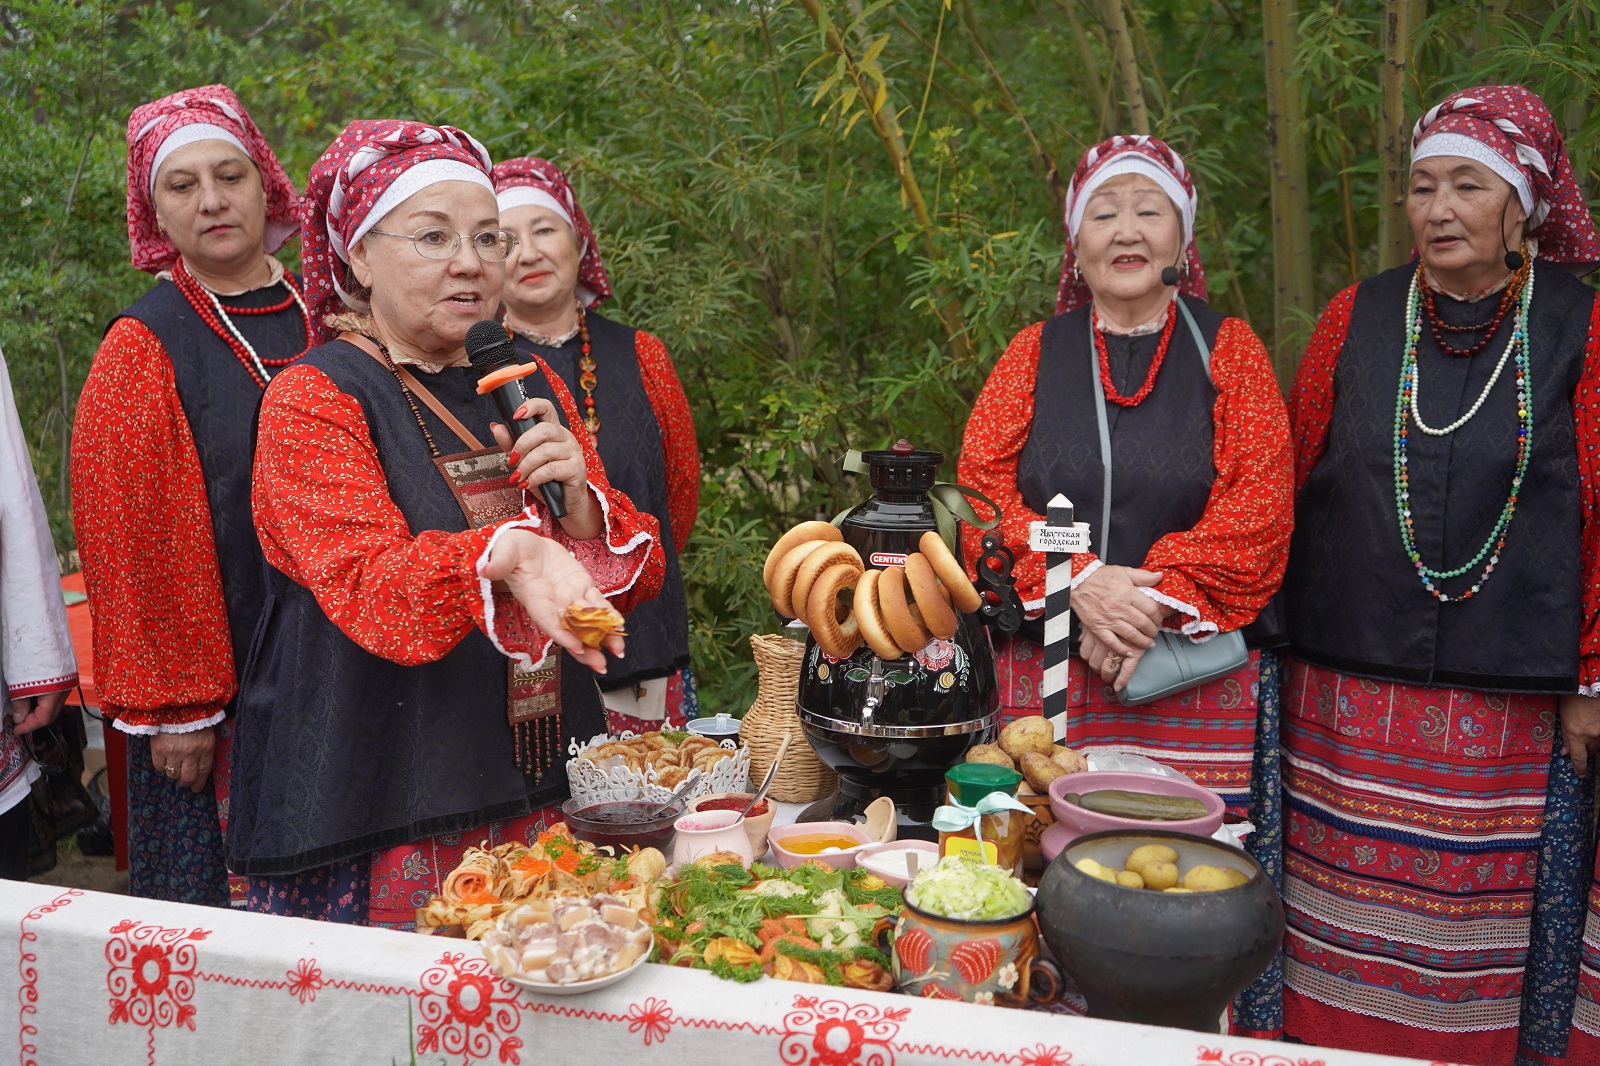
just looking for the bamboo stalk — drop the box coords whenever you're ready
[958,0,1065,205]
[1102,0,1150,135]
[1335,115,1360,285]
[1376,0,1415,269]
[1262,0,1314,387]
[1052,0,1110,139]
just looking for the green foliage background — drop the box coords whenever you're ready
[4,0,1599,713]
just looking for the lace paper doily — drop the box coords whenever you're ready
[565,731,751,803]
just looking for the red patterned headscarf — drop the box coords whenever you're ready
[490,157,612,308]
[1412,85,1600,271]
[1057,135,1207,314]
[125,84,299,274]
[299,120,496,345]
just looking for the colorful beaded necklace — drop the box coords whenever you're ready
[172,257,312,389]
[1392,261,1533,602]
[575,305,599,436]
[1093,304,1178,407]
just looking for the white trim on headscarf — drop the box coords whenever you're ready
[1067,155,1195,245]
[347,159,496,251]
[495,187,573,229]
[1412,132,1537,220]
[149,124,248,194]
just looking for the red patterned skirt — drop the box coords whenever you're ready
[1279,657,1574,1063]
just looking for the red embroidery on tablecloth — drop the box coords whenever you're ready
[286,959,325,1003]
[416,951,523,1065]
[105,919,209,1063]
[779,996,908,1066]
[17,889,81,1066]
[1195,1050,1327,1066]
[626,996,675,1045]
[1016,1047,1072,1066]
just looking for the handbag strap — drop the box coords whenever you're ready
[340,331,485,452]
[1090,296,1214,562]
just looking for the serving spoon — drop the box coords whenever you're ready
[743,730,791,817]
[645,774,699,820]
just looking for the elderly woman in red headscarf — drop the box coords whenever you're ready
[491,158,699,733]
[1283,84,1600,1065]
[225,121,663,925]
[958,134,1292,1035]
[71,85,308,906]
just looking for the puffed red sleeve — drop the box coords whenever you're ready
[1574,292,1600,694]
[635,330,699,553]
[957,322,1098,616]
[251,363,663,669]
[1288,284,1357,494]
[70,318,232,734]
[1140,318,1294,637]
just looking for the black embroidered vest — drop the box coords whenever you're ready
[513,311,690,690]
[1287,260,1590,691]
[115,277,307,692]
[1017,297,1285,648]
[226,341,605,875]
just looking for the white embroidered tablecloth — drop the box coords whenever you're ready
[3,881,1446,1066]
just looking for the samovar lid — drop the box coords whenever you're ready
[860,439,943,494]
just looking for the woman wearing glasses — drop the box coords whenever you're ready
[492,157,700,733]
[226,121,664,923]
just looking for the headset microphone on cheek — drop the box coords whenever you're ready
[1500,193,1526,272]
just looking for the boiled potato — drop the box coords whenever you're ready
[1181,865,1237,892]
[1073,858,1118,884]
[999,717,1055,759]
[1115,870,1145,889]
[1050,746,1088,775]
[1140,860,1179,890]
[1162,887,1194,894]
[1124,844,1179,877]
[965,743,1015,769]
[1020,752,1066,792]
[1221,866,1250,887]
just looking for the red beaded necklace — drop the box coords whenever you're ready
[1420,259,1528,359]
[1093,304,1179,407]
[172,257,312,390]
[575,305,599,436]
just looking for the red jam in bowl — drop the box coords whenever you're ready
[698,797,768,817]
[564,800,678,852]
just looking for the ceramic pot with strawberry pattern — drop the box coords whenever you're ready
[878,896,1061,1007]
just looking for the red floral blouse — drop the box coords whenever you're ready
[251,360,664,669]
[957,316,1294,636]
[635,330,700,553]
[1289,284,1600,690]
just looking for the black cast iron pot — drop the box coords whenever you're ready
[1034,828,1285,1032]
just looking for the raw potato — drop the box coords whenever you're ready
[1140,860,1179,890]
[1124,844,1179,878]
[1050,746,1088,775]
[965,743,1015,770]
[1182,865,1240,892]
[1020,752,1066,793]
[999,717,1055,760]
[1115,870,1145,889]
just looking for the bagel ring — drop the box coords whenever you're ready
[771,540,829,617]
[791,542,863,626]
[763,521,842,588]
[905,552,959,640]
[877,565,932,655]
[806,564,864,659]
[918,530,982,613]
[852,569,903,660]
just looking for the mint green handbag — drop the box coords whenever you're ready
[1088,299,1249,707]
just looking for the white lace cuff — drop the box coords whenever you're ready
[1138,585,1219,641]
[112,709,228,737]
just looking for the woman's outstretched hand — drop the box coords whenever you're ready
[483,528,624,671]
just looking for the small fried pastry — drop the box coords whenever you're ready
[561,605,627,648]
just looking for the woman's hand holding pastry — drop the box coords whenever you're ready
[491,402,599,540]
[1073,565,1165,658]
[483,528,622,671]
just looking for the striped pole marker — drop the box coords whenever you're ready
[1029,494,1090,742]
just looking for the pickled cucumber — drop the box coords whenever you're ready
[1062,789,1209,821]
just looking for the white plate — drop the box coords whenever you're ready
[502,949,650,997]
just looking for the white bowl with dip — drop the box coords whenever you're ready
[853,840,941,887]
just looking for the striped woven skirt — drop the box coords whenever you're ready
[993,636,1283,1037]
[1281,657,1597,1065]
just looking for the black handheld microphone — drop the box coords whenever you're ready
[465,320,567,519]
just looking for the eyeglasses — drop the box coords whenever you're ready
[366,226,518,262]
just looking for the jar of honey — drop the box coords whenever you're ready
[937,763,1027,877]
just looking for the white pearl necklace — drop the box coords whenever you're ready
[199,278,312,385]
[1406,263,1532,437]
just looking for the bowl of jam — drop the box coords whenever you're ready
[562,796,685,854]
[689,792,774,857]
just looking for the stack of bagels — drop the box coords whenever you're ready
[762,522,983,660]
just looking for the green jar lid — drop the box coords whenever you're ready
[946,762,1022,805]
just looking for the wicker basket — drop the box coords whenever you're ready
[741,634,837,803]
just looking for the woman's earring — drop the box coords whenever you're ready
[157,222,166,236]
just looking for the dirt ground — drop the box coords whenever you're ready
[30,843,126,894]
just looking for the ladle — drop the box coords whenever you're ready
[743,731,791,817]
